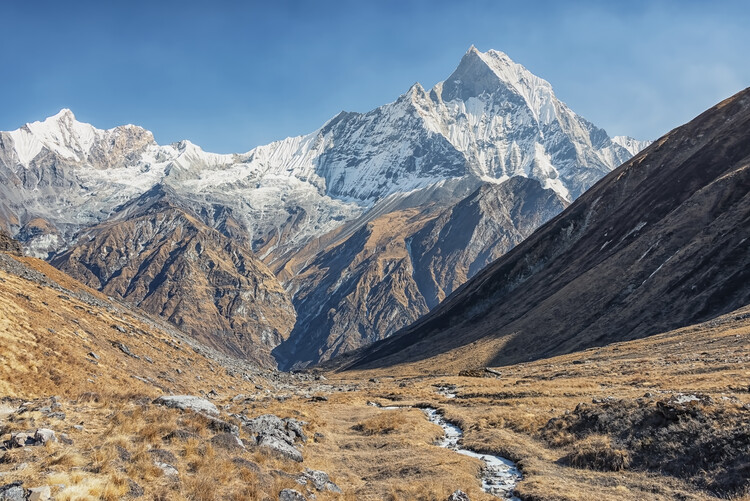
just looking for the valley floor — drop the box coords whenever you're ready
[1,253,749,500]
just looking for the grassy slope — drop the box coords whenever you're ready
[1,252,749,500]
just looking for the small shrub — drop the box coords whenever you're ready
[353,413,407,435]
[560,435,630,472]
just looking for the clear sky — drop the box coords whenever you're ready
[4,0,749,153]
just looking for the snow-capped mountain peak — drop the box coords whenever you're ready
[0,48,649,260]
[7,109,157,167]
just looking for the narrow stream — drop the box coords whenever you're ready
[421,406,521,499]
[368,391,522,499]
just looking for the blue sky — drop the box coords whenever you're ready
[4,0,749,152]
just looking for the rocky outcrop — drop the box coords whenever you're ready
[0,230,22,256]
[240,414,307,462]
[153,395,219,416]
[53,186,296,367]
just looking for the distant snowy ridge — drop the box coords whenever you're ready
[0,47,649,259]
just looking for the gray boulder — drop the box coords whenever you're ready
[258,435,303,462]
[303,469,341,493]
[446,490,470,501]
[0,483,25,501]
[8,433,32,448]
[285,418,308,443]
[27,486,51,501]
[153,396,218,416]
[154,462,179,480]
[34,429,56,445]
[279,489,306,501]
[210,433,245,451]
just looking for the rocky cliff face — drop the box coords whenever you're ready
[339,87,750,373]
[0,229,22,256]
[52,186,296,367]
[274,177,568,368]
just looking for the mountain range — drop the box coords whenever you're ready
[338,86,750,373]
[0,47,650,368]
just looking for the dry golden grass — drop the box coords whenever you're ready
[2,252,749,500]
[323,306,750,500]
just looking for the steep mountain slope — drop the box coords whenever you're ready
[273,177,567,368]
[339,87,750,373]
[0,245,274,398]
[51,185,296,367]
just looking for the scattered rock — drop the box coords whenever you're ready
[113,341,139,359]
[310,395,328,402]
[286,419,308,443]
[27,486,50,501]
[112,324,127,333]
[657,393,712,419]
[148,449,177,464]
[279,489,306,501]
[154,462,179,480]
[302,469,341,493]
[162,429,199,442]
[210,433,245,451]
[0,482,25,501]
[7,433,33,448]
[34,429,56,445]
[127,479,144,498]
[153,395,219,416]
[446,490,470,501]
[258,435,303,462]
[87,351,99,360]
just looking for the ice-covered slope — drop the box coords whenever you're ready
[0,47,647,261]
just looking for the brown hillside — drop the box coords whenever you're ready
[52,185,296,368]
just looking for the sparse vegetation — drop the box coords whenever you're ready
[1,252,749,500]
